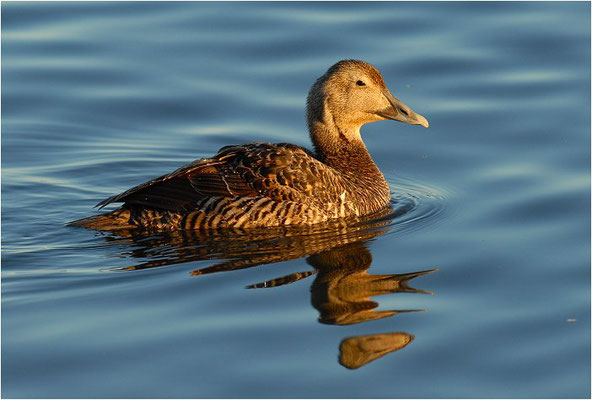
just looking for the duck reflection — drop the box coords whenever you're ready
[248,240,435,326]
[339,332,415,370]
[246,239,436,369]
[104,205,437,369]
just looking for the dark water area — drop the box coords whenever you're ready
[2,2,590,398]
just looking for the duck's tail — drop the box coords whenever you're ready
[68,208,134,231]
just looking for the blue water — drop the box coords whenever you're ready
[2,2,590,398]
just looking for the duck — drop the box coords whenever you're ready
[70,59,428,231]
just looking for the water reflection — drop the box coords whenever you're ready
[248,239,436,369]
[340,332,414,370]
[104,204,437,369]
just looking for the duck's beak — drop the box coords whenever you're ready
[377,90,429,128]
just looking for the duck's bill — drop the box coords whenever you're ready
[377,90,429,128]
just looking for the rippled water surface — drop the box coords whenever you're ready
[2,2,590,398]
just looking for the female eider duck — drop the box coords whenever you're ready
[71,60,429,231]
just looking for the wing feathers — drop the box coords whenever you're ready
[95,143,344,214]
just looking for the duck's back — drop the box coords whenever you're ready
[76,143,362,231]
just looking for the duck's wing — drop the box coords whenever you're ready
[191,143,346,204]
[96,143,344,213]
[94,156,240,212]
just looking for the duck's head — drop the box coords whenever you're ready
[307,60,428,145]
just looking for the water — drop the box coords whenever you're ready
[2,2,590,398]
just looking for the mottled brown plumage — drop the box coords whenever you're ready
[70,59,428,231]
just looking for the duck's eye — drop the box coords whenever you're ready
[356,80,366,86]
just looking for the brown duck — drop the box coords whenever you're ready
[71,59,429,231]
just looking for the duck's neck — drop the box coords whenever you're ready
[310,121,370,168]
[308,118,390,201]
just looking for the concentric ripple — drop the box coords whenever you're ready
[369,175,449,238]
